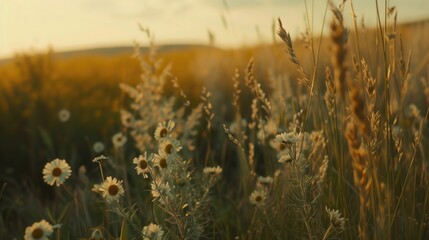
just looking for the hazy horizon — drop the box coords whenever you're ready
[1,0,429,59]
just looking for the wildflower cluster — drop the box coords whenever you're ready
[133,120,222,239]
[225,58,330,239]
[90,119,222,239]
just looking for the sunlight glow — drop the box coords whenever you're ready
[1,0,428,58]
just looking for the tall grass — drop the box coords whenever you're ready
[1,1,429,239]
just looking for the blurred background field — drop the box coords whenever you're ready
[1,18,428,181]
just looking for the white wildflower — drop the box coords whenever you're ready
[58,109,70,122]
[154,120,175,141]
[249,189,267,207]
[24,219,53,240]
[112,132,127,148]
[42,158,72,187]
[120,109,134,127]
[133,152,151,178]
[142,223,164,240]
[99,176,125,203]
[158,138,182,157]
[153,152,170,173]
[92,141,105,153]
[326,206,345,229]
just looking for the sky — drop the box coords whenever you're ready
[1,0,428,58]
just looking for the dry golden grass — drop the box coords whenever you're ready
[1,11,429,238]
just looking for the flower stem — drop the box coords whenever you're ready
[322,224,334,240]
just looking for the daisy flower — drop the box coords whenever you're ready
[133,152,151,178]
[249,189,267,207]
[120,109,134,127]
[326,206,345,229]
[270,139,293,162]
[99,176,125,203]
[24,219,53,240]
[154,120,175,141]
[203,166,223,176]
[112,132,127,148]
[153,152,169,173]
[58,109,71,122]
[271,135,297,163]
[92,141,105,153]
[158,138,182,157]
[142,223,164,240]
[42,158,72,187]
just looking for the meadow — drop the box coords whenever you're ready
[1,1,429,239]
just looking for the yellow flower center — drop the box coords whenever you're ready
[32,228,44,239]
[165,144,173,154]
[255,195,262,202]
[279,143,286,151]
[160,128,168,137]
[108,184,119,196]
[139,160,148,169]
[159,159,167,169]
[52,167,62,177]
